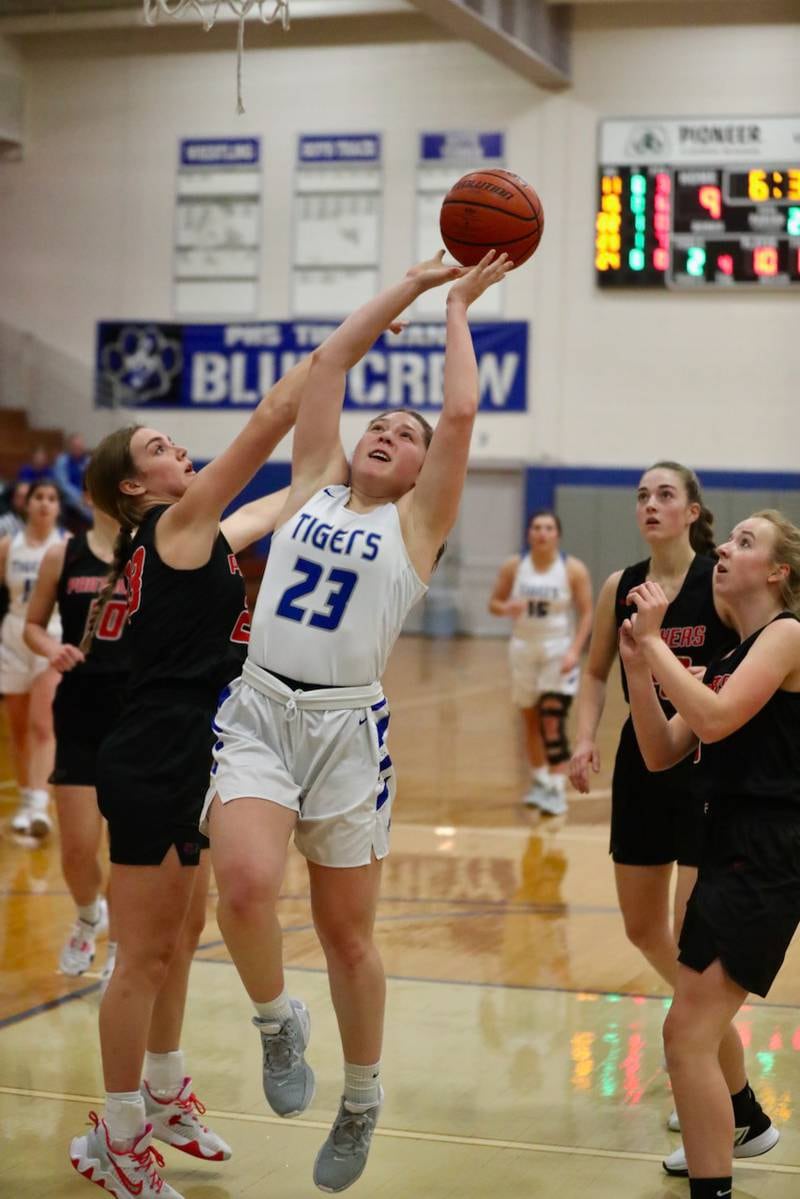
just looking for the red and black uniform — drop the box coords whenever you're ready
[96,505,249,867]
[680,612,800,996]
[610,554,736,866]
[51,531,130,787]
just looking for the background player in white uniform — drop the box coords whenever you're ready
[0,479,64,837]
[489,510,592,814]
[205,249,512,1192]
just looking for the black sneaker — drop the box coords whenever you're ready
[663,1106,779,1177]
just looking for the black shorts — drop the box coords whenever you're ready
[678,807,800,997]
[96,690,216,868]
[50,672,127,788]
[610,717,705,868]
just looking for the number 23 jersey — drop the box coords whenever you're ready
[248,486,427,686]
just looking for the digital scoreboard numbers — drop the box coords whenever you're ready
[596,116,800,289]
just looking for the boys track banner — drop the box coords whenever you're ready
[95,320,529,413]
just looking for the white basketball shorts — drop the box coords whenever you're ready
[200,661,394,868]
[508,635,579,709]
[0,613,51,695]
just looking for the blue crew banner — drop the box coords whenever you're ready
[95,321,529,412]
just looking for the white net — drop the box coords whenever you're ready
[143,1,291,114]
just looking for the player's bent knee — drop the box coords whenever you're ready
[662,1008,698,1067]
[540,692,573,765]
[220,865,282,920]
[316,923,374,972]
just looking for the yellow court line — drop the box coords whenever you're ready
[0,1085,798,1173]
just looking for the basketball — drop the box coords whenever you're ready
[439,169,544,268]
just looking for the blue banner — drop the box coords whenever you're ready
[179,138,260,167]
[95,320,528,413]
[297,134,381,164]
[420,132,504,163]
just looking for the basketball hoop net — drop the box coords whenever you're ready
[143,1,291,114]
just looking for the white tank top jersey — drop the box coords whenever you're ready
[248,486,427,686]
[5,528,64,631]
[510,552,574,643]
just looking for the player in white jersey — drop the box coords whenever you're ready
[204,249,512,1192]
[489,510,592,814]
[0,479,65,836]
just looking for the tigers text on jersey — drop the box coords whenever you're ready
[510,553,574,643]
[248,486,427,686]
[5,527,64,632]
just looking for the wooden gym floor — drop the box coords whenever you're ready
[1,635,799,1196]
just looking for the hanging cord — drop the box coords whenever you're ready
[143,1,290,113]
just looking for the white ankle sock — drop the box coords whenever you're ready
[143,1049,185,1099]
[253,989,293,1026]
[532,766,550,785]
[344,1061,381,1108]
[77,898,101,926]
[29,788,49,807]
[105,1091,146,1149]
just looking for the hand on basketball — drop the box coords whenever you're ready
[568,739,600,794]
[50,644,86,673]
[625,581,669,643]
[447,250,514,307]
[405,250,465,293]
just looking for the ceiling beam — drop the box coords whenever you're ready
[405,0,570,89]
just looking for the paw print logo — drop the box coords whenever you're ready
[99,325,182,406]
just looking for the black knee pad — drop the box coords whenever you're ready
[539,692,573,765]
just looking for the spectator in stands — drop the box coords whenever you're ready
[17,446,53,487]
[0,481,30,540]
[53,434,92,525]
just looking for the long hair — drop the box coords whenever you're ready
[750,509,800,616]
[647,460,716,557]
[79,426,142,654]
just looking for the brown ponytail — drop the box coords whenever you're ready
[648,460,717,558]
[79,426,142,654]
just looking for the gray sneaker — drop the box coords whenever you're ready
[313,1092,382,1193]
[252,999,315,1117]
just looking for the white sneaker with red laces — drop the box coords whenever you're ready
[142,1077,232,1161]
[70,1112,184,1198]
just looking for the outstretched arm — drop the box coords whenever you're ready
[220,487,291,554]
[284,255,464,518]
[402,252,513,578]
[156,353,317,569]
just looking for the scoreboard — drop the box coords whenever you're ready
[595,116,800,288]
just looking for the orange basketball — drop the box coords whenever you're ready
[439,169,544,268]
